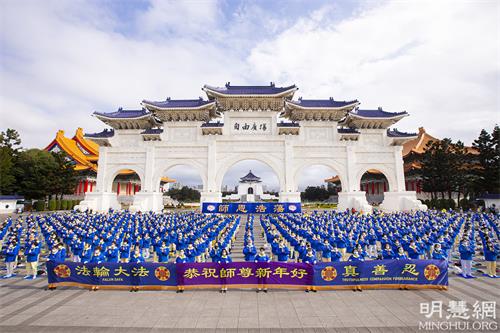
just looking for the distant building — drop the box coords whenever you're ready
[223,170,278,202]
[44,128,174,201]
[0,195,23,214]
[326,127,476,203]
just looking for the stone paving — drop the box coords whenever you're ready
[0,274,499,332]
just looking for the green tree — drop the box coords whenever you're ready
[50,151,79,200]
[0,128,22,194]
[166,186,201,202]
[473,126,500,195]
[301,186,330,202]
[15,149,58,200]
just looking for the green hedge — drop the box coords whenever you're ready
[423,198,457,210]
[34,200,45,211]
[56,200,62,210]
[48,199,56,211]
[61,200,68,210]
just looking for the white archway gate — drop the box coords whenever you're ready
[79,83,426,213]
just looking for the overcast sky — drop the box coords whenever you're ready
[1,0,499,188]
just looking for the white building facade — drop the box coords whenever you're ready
[79,82,426,213]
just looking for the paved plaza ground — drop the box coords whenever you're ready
[0,273,499,332]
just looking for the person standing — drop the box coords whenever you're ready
[3,241,19,278]
[255,247,270,293]
[218,249,232,293]
[458,240,474,277]
[25,240,41,279]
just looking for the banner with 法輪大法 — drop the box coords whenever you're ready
[46,261,177,289]
[313,259,448,289]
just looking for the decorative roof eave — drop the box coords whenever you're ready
[152,110,218,122]
[45,130,97,171]
[202,85,298,99]
[387,129,418,146]
[285,100,359,111]
[73,128,100,156]
[278,127,299,135]
[93,112,160,130]
[340,113,408,129]
[202,127,223,135]
[141,100,216,111]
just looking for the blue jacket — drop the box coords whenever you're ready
[106,247,119,263]
[331,251,342,262]
[382,249,394,259]
[485,247,498,261]
[218,256,232,264]
[243,246,257,261]
[276,246,290,262]
[459,244,474,260]
[303,253,317,264]
[255,253,270,262]
[158,247,169,262]
[5,246,18,262]
[90,253,105,263]
[26,244,41,262]
[432,250,446,260]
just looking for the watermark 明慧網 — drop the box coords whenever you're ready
[419,300,497,331]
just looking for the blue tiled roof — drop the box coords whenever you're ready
[94,108,150,119]
[0,195,24,200]
[277,121,299,127]
[338,127,360,134]
[141,128,163,135]
[289,97,358,108]
[240,170,261,182]
[204,82,297,95]
[201,121,224,127]
[477,193,500,200]
[350,107,407,118]
[387,129,417,138]
[142,97,214,108]
[85,129,115,138]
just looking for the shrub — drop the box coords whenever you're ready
[34,200,45,211]
[48,199,56,211]
[61,200,68,210]
[56,200,62,210]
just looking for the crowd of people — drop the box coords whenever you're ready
[0,209,498,281]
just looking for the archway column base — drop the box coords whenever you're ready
[200,191,222,203]
[379,191,427,212]
[76,192,120,212]
[279,192,301,203]
[338,192,372,214]
[131,192,163,212]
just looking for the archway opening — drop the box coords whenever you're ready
[360,169,389,206]
[296,165,341,206]
[221,160,280,202]
[160,165,203,207]
[111,169,141,209]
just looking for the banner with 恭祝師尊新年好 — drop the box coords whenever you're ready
[176,262,313,288]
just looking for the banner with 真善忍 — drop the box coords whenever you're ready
[202,202,301,214]
[313,259,448,289]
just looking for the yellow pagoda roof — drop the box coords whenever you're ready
[44,130,97,171]
[73,127,100,160]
